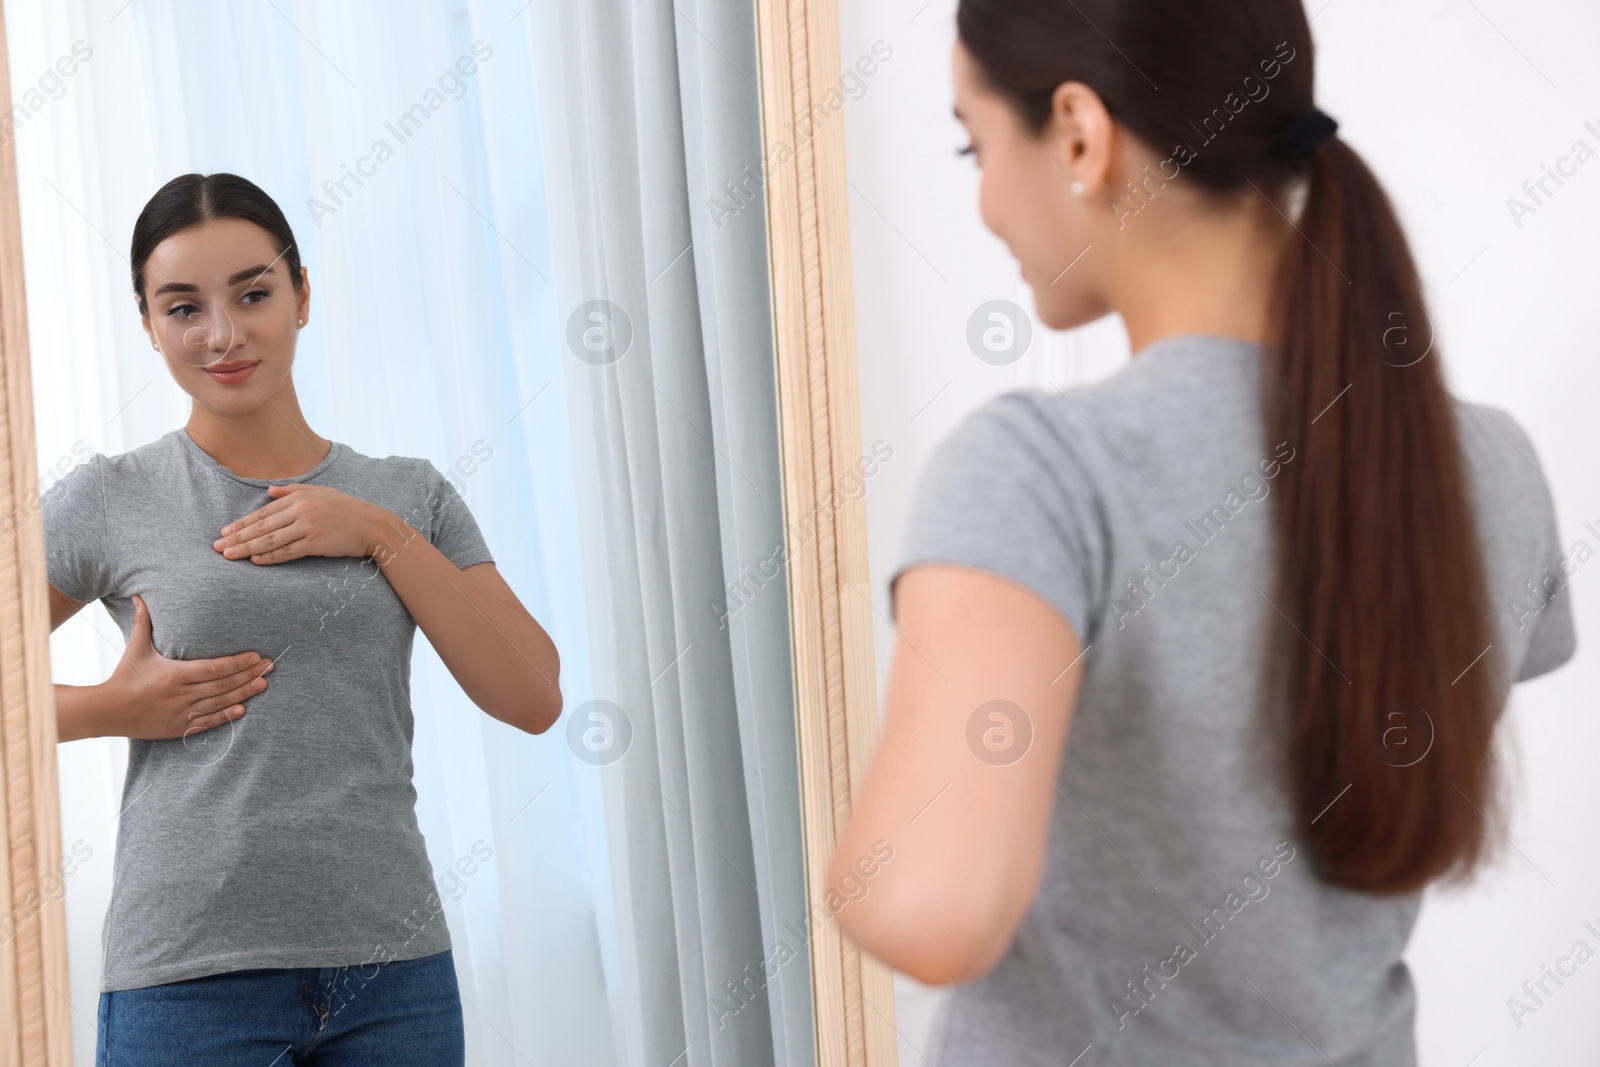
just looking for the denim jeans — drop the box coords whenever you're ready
[96,948,465,1066]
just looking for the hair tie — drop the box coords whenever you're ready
[1272,107,1338,160]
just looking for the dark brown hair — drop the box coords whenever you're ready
[958,0,1508,894]
[131,172,302,316]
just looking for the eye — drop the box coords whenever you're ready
[242,288,270,305]
[166,303,198,319]
[956,143,975,157]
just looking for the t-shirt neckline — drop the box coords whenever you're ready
[177,427,344,487]
[1131,332,1263,362]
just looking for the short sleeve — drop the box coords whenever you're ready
[1514,462,1576,683]
[422,460,495,570]
[888,393,1108,644]
[41,452,114,605]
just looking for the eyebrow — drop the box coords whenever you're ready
[151,265,276,298]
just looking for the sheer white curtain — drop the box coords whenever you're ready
[16,1,808,1065]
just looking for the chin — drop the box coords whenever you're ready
[1032,303,1074,332]
[1025,292,1083,332]
[1030,283,1116,334]
[189,368,286,412]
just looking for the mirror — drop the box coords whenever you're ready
[18,1,831,1064]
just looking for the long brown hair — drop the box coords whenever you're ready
[957,0,1509,895]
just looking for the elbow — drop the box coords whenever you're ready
[850,908,1012,988]
[507,679,561,736]
[515,656,563,735]
[827,855,1018,987]
[525,689,563,735]
[480,678,562,736]
[901,951,1002,988]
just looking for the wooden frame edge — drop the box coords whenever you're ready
[0,0,75,1063]
[754,1,899,1065]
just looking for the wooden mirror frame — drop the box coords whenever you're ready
[0,0,896,1062]
[756,1,899,1064]
[0,0,76,1057]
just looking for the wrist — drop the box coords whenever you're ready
[366,506,418,565]
[54,680,125,743]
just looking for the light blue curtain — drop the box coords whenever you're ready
[528,1,814,1065]
[19,1,810,1065]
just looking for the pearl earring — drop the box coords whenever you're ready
[1070,179,1086,197]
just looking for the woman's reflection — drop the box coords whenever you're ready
[42,171,561,1065]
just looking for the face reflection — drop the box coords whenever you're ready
[950,38,1112,332]
[139,216,309,414]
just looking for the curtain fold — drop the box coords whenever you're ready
[528,2,812,1065]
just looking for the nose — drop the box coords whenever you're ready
[188,306,238,353]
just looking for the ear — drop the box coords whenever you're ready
[1047,80,1116,194]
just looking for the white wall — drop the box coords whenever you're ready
[834,2,1600,1064]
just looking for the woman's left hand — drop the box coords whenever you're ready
[214,484,398,564]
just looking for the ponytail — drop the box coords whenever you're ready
[1262,137,1507,893]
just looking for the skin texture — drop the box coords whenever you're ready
[823,39,1297,985]
[50,216,561,741]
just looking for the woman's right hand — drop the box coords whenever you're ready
[103,593,274,740]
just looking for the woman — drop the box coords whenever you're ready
[827,1,1576,1064]
[43,172,562,1065]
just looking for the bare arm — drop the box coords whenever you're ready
[369,516,562,735]
[825,563,1085,985]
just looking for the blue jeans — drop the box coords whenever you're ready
[96,948,465,1066]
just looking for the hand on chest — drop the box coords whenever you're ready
[116,497,410,662]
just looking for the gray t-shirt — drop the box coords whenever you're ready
[889,333,1576,1067]
[43,427,495,992]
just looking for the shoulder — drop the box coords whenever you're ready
[1451,398,1544,472]
[939,386,1079,450]
[40,449,105,526]
[1447,399,1567,622]
[328,446,444,491]
[929,383,1125,488]
[899,387,1118,644]
[87,432,183,484]
[333,449,468,526]
[911,385,1118,544]
[1448,398,1555,518]
[324,447,451,511]
[41,433,177,506]
[346,450,491,564]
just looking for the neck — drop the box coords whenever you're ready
[185,378,330,480]
[1111,185,1295,358]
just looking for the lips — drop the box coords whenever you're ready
[205,360,259,384]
